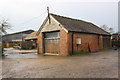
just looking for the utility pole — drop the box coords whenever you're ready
[1,26,4,57]
[47,6,51,24]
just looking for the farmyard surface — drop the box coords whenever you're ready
[2,48,118,78]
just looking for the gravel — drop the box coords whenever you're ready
[1,48,118,78]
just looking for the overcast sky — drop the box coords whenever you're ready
[0,0,119,34]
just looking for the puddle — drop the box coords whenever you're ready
[19,52,36,54]
[4,53,39,59]
[3,48,39,59]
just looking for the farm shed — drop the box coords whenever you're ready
[25,31,37,41]
[24,31,37,49]
[37,13,111,56]
[2,29,34,48]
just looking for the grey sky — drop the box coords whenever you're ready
[0,0,119,34]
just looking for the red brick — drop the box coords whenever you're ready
[60,29,69,56]
[37,32,43,54]
[37,29,110,56]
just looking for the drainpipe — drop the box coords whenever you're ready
[98,35,100,50]
[71,32,74,55]
[42,33,44,54]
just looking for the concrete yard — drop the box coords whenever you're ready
[1,48,118,78]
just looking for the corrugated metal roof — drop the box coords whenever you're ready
[12,39,22,42]
[25,31,37,40]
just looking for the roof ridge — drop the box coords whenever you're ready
[50,13,92,24]
[49,13,110,35]
[3,29,34,36]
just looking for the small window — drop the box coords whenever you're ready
[44,32,60,38]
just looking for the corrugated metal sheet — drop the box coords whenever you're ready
[25,31,37,40]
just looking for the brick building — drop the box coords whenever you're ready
[37,13,111,56]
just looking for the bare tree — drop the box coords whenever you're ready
[0,19,11,56]
[109,28,114,33]
[101,25,108,31]
[101,25,114,33]
[0,19,11,35]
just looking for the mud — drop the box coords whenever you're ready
[2,48,118,78]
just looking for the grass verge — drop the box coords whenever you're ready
[66,50,89,56]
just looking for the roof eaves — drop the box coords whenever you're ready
[36,17,48,36]
[68,30,111,36]
[89,23,110,35]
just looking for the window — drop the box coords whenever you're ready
[44,32,60,38]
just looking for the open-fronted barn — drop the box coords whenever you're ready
[37,13,111,56]
[2,29,34,48]
[23,31,37,49]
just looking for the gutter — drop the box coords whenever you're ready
[69,31,111,36]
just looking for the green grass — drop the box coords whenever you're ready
[66,54,73,56]
[76,50,89,55]
[101,48,110,51]
[66,50,89,56]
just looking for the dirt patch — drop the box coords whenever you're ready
[2,49,118,78]
[19,52,37,54]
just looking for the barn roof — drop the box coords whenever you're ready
[25,31,37,40]
[12,39,22,42]
[3,29,34,36]
[50,13,110,35]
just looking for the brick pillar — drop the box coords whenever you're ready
[60,29,69,56]
[37,32,44,54]
[99,35,103,50]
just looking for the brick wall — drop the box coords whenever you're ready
[37,32,43,54]
[67,32,102,54]
[99,35,103,50]
[74,33,100,52]
[60,29,69,56]
[68,32,73,54]
[37,29,107,56]
[59,29,102,55]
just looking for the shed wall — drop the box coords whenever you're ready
[72,33,99,53]
[37,29,111,56]
[37,32,44,54]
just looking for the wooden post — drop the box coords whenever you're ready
[47,7,51,24]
